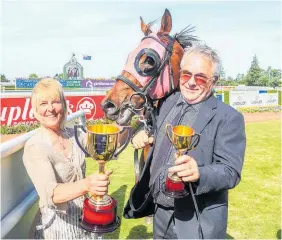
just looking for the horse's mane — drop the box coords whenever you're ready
[145,18,199,49]
[174,25,199,48]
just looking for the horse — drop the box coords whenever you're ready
[101,9,198,180]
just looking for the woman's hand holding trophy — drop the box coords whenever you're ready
[74,123,131,234]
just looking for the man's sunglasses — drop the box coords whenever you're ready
[180,71,216,86]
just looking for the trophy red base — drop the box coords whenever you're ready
[80,195,120,233]
[162,173,189,198]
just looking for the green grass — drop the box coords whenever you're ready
[228,120,281,239]
[86,120,281,239]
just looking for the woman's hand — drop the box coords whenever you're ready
[86,170,113,196]
[131,130,154,149]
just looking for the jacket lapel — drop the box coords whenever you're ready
[141,92,180,173]
[192,95,217,134]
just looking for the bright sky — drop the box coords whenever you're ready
[2,0,281,80]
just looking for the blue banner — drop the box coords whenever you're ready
[16,79,39,88]
[16,79,82,89]
[216,93,223,101]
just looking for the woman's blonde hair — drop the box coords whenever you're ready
[31,78,68,128]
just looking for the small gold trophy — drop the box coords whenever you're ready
[162,124,200,198]
[74,123,131,233]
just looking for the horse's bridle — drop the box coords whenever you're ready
[116,35,176,132]
[115,35,176,182]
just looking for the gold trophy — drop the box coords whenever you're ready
[162,124,200,198]
[74,123,131,233]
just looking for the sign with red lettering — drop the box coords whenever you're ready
[0,96,105,126]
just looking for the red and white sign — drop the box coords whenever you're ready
[0,96,105,126]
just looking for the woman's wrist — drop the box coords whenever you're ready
[81,178,89,194]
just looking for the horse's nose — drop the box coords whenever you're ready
[101,100,117,113]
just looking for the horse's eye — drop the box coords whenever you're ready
[144,56,155,66]
[139,55,155,73]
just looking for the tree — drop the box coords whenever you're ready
[54,73,63,79]
[235,73,244,81]
[257,75,268,86]
[215,66,227,86]
[0,74,9,82]
[215,78,226,86]
[260,67,281,87]
[220,66,226,80]
[29,73,38,79]
[235,73,246,85]
[245,55,262,86]
[269,68,281,88]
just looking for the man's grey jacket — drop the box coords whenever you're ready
[124,92,246,239]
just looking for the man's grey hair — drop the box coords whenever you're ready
[180,43,222,81]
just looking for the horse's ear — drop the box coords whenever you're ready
[159,9,172,35]
[140,16,151,36]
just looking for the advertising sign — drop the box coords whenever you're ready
[215,92,224,102]
[59,80,81,88]
[16,79,39,88]
[1,96,105,126]
[16,79,82,89]
[16,79,115,89]
[229,91,278,109]
[81,79,115,88]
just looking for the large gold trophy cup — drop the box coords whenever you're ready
[162,124,200,198]
[74,124,131,234]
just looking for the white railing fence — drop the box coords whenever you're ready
[1,110,86,239]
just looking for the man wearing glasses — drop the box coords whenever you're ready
[125,44,246,239]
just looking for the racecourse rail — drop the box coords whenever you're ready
[0,110,86,239]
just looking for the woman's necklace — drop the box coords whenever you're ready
[58,135,66,150]
[43,127,67,150]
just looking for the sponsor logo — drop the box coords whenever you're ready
[233,101,246,106]
[1,96,104,126]
[251,95,262,105]
[233,95,246,106]
[266,95,277,104]
[266,99,276,104]
[76,97,96,119]
[0,98,35,126]
[251,100,263,104]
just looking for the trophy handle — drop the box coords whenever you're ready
[74,125,90,157]
[165,124,173,143]
[113,126,132,158]
[190,133,200,150]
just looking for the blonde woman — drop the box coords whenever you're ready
[23,78,112,239]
